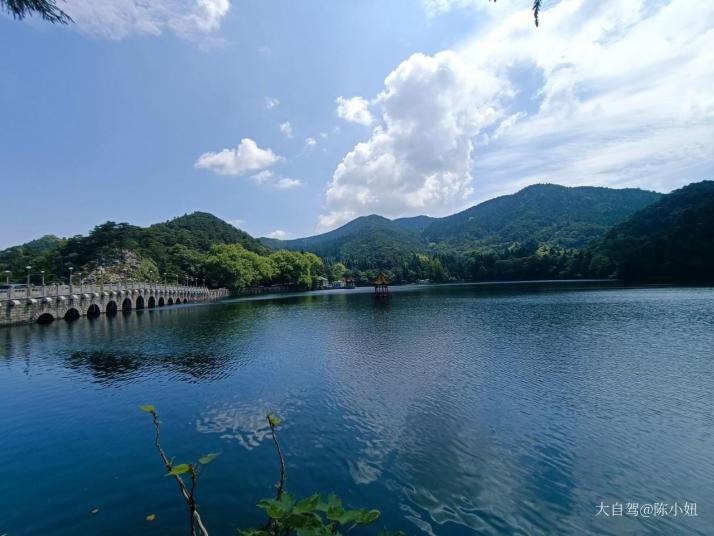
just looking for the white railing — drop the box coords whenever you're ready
[0,281,225,302]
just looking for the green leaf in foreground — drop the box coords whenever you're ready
[267,412,282,427]
[198,452,220,465]
[139,404,156,412]
[293,493,320,514]
[165,463,191,476]
[256,493,294,519]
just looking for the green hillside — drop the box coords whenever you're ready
[586,181,714,282]
[0,212,324,289]
[5,182,706,289]
[262,215,426,269]
[422,184,662,252]
[262,184,663,281]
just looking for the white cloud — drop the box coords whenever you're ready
[265,97,280,109]
[195,138,282,176]
[335,96,374,126]
[279,121,294,138]
[63,0,230,40]
[251,170,275,184]
[305,137,317,149]
[227,218,246,228]
[459,0,714,194]
[250,170,303,189]
[276,177,303,189]
[321,51,504,229]
[320,0,714,229]
[266,229,288,239]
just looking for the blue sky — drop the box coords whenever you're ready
[1,0,712,247]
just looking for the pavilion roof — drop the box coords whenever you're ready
[373,272,388,285]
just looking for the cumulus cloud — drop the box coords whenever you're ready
[460,0,714,194]
[335,96,374,126]
[195,138,282,176]
[320,0,714,229]
[265,97,280,109]
[321,51,503,229]
[279,121,294,138]
[266,229,288,239]
[63,0,230,40]
[305,137,317,149]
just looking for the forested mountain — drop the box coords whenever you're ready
[3,182,708,290]
[422,184,662,251]
[261,214,427,268]
[0,212,322,290]
[261,184,663,281]
[586,181,714,282]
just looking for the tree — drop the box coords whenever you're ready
[204,243,274,289]
[1,0,72,24]
[329,262,348,283]
[269,250,324,289]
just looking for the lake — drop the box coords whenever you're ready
[1,282,713,535]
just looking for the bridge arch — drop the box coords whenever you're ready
[36,312,55,324]
[167,297,174,305]
[136,295,145,309]
[64,308,80,321]
[106,300,118,315]
[158,296,165,307]
[122,297,132,311]
[148,296,156,308]
[87,304,101,318]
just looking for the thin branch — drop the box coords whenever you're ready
[149,410,210,536]
[267,415,286,499]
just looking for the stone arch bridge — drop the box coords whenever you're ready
[1,282,229,327]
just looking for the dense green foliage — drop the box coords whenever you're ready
[423,184,662,251]
[262,184,663,284]
[0,213,321,290]
[585,181,714,282]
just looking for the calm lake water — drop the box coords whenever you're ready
[1,282,713,535]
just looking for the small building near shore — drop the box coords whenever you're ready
[373,272,389,297]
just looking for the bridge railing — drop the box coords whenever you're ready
[0,282,227,302]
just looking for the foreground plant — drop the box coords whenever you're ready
[141,406,403,536]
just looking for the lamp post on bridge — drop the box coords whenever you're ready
[79,272,83,294]
[68,267,74,294]
[4,270,10,285]
[41,270,46,297]
[25,265,32,298]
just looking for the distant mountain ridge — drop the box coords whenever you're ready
[261,184,663,261]
[4,182,710,287]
